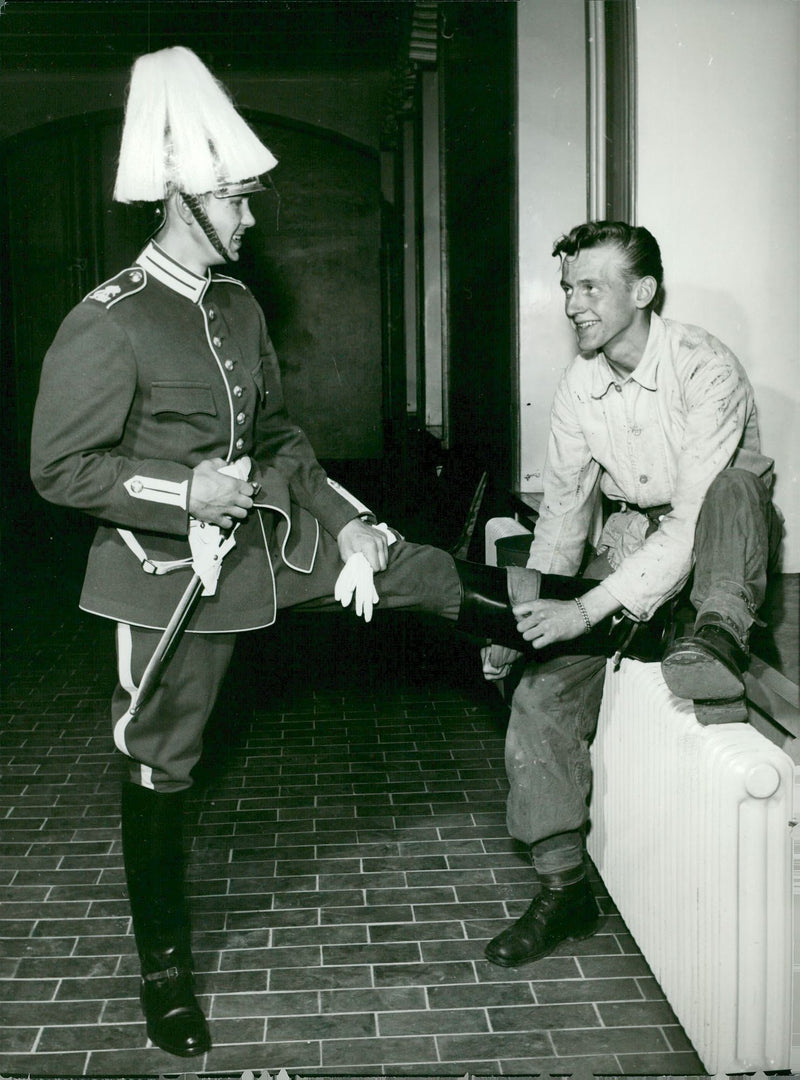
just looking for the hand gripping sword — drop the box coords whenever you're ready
[129,458,251,718]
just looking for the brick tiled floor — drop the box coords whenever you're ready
[0,596,706,1076]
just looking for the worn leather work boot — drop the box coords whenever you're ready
[484,872,599,967]
[121,783,211,1057]
[661,615,749,724]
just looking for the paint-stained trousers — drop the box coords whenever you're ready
[112,533,461,792]
[504,468,783,875]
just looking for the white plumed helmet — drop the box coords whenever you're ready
[113,45,277,203]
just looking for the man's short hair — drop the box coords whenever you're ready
[552,220,664,295]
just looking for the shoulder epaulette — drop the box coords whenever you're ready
[84,267,148,307]
[211,272,248,291]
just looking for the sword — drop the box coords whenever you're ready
[129,522,240,717]
[129,573,206,717]
[129,458,251,717]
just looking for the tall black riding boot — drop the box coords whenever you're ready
[452,559,672,662]
[120,782,211,1057]
[452,560,600,651]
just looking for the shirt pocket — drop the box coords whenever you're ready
[150,381,217,418]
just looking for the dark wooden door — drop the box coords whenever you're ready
[441,2,516,489]
[1,119,108,603]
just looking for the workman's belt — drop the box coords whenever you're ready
[608,500,673,529]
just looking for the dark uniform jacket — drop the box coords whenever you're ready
[30,242,358,632]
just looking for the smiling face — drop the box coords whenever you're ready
[560,243,654,371]
[201,193,256,263]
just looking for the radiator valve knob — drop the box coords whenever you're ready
[745,763,780,799]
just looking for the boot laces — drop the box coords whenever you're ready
[525,886,571,926]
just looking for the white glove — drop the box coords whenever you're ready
[481,643,523,682]
[334,551,380,622]
[187,458,251,596]
[373,522,398,546]
[188,520,239,596]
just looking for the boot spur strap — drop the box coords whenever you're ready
[143,965,182,982]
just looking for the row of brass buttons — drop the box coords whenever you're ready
[206,306,250,453]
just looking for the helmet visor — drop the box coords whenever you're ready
[213,177,265,198]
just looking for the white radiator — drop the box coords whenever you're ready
[484,515,531,566]
[587,659,798,1074]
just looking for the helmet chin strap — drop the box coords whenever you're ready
[181,193,229,260]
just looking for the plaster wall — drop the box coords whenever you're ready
[636,0,800,570]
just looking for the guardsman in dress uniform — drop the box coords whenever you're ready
[30,46,592,1058]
